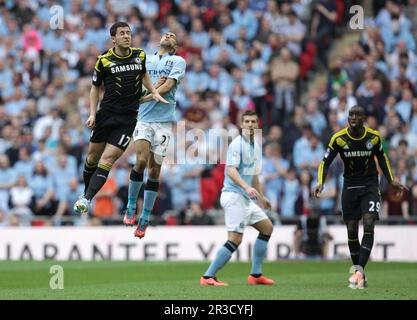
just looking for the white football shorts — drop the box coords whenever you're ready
[220,191,269,233]
[133,121,173,157]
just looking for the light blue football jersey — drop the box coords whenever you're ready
[222,135,262,199]
[138,52,186,122]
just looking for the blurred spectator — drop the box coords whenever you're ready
[292,123,313,169]
[310,0,337,68]
[29,160,56,216]
[54,178,84,226]
[293,208,333,259]
[277,9,306,57]
[296,169,313,216]
[304,99,327,138]
[382,178,410,222]
[395,88,413,123]
[229,83,255,124]
[22,27,42,62]
[33,107,64,142]
[9,175,33,218]
[280,167,300,218]
[0,154,16,212]
[0,209,6,227]
[186,202,214,225]
[262,143,289,214]
[8,213,21,227]
[14,146,33,179]
[390,121,417,151]
[270,47,299,122]
[152,178,173,222]
[317,174,337,216]
[231,0,259,41]
[92,173,118,219]
[168,158,204,211]
[295,134,324,178]
[329,85,358,126]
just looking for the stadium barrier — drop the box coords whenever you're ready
[1,225,416,261]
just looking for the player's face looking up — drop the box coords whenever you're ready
[348,107,365,130]
[112,27,131,49]
[160,32,177,52]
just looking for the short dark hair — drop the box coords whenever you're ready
[110,22,130,36]
[349,105,365,114]
[241,110,258,122]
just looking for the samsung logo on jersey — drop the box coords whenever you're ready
[111,64,142,73]
[344,151,372,157]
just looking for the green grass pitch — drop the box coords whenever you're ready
[0,260,416,300]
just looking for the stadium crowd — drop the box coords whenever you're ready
[0,0,416,227]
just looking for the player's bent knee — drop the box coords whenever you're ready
[86,154,100,166]
[100,154,121,166]
[135,158,148,171]
[228,234,243,246]
[148,167,161,179]
[265,225,274,236]
[231,238,242,246]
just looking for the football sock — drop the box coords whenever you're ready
[140,178,159,222]
[84,163,111,201]
[250,233,270,276]
[358,231,374,268]
[83,160,98,194]
[348,237,361,266]
[127,169,144,210]
[204,240,238,278]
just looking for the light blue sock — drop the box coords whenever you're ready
[141,178,159,222]
[250,234,270,275]
[204,241,238,277]
[127,169,143,211]
[127,181,143,210]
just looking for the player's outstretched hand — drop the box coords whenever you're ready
[244,186,261,201]
[312,184,323,198]
[152,91,169,104]
[86,115,95,128]
[391,180,408,198]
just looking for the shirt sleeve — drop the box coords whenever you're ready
[373,134,394,184]
[92,56,104,86]
[168,57,186,83]
[139,50,146,72]
[226,140,241,168]
[317,136,338,185]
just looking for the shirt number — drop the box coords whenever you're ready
[369,201,380,213]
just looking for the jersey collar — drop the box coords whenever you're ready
[346,127,368,140]
[111,47,133,59]
[155,51,174,58]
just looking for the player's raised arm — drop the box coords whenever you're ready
[313,137,338,198]
[374,133,408,197]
